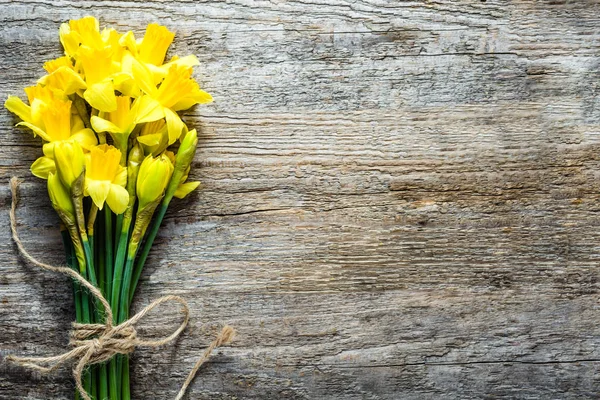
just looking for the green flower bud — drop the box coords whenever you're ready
[53,141,85,190]
[136,153,173,210]
[127,143,145,192]
[164,129,198,201]
[48,172,75,220]
[175,129,198,173]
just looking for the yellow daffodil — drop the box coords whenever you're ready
[136,154,173,210]
[132,61,212,144]
[78,46,121,112]
[90,95,163,152]
[6,91,97,180]
[4,96,32,125]
[8,91,95,148]
[5,85,58,130]
[59,16,104,55]
[17,96,97,158]
[38,57,87,96]
[58,16,129,112]
[84,144,129,214]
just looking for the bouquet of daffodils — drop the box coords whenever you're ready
[5,16,212,400]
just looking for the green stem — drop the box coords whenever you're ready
[104,208,114,298]
[61,228,84,400]
[95,211,108,400]
[118,200,159,400]
[111,214,133,399]
[129,203,168,301]
[67,230,91,395]
[82,239,101,315]
[114,214,123,261]
[102,207,119,400]
[61,229,82,322]
[104,207,119,400]
[87,235,97,400]
[110,359,120,400]
[111,219,132,320]
[122,357,130,400]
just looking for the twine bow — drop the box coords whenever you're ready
[6,177,235,400]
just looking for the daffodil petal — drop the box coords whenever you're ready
[71,114,85,134]
[164,107,184,145]
[84,81,117,112]
[90,115,123,134]
[43,142,56,158]
[112,72,132,87]
[113,165,127,187]
[85,179,111,210]
[119,31,138,55]
[137,132,163,147]
[30,98,47,128]
[106,184,129,214]
[31,156,56,179]
[162,55,200,71]
[172,89,213,111]
[70,128,99,150]
[174,181,200,199]
[16,122,50,141]
[5,96,31,122]
[132,96,164,124]
[59,23,80,56]
[38,67,87,95]
[131,58,157,96]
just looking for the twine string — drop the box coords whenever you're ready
[6,177,235,400]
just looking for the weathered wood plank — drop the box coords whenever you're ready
[2,1,600,398]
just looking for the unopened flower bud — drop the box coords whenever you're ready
[136,154,173,210]
[53,141,85,190]
[48,172,75,220]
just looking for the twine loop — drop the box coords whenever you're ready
[6,177,235,400]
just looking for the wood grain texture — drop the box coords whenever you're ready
[1,0,600,398]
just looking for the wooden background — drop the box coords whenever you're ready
[1,1,600,399]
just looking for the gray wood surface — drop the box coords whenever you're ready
[2,1,600,399]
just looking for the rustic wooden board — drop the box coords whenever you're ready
[2,1,600,399]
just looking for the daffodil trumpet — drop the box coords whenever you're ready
[5,16,210,400]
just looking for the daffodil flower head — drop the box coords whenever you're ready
[59,16,103,56]
[137,154,173,210]
[84,144,129,214]
[53,141,85,190]
[5,86,62,138]
[9,94,97,156]
[132,60,211,145]
[91,95,163,151]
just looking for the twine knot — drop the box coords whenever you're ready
[70,322,138,361]
[6,177,236,400]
